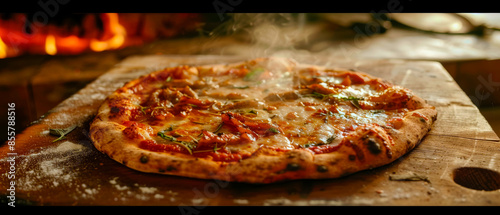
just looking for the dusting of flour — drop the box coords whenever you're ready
[10,139,177,203]
[15,141,87,192]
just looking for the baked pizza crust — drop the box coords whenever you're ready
[90,57,437,184]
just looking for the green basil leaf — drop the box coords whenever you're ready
[49,125,77,142]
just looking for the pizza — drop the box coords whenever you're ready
[89,57,437,184]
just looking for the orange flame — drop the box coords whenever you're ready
[45,34,57,55]
[90,13,126,52]
[0,37,7,58]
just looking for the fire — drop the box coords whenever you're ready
[0,13,127,58]
[54,35,89,55]
[45,34,57,55]
[0,37,7,58]
[0,13,201,58]
[90,13,126,52]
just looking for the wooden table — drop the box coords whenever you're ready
[1,55,499,206]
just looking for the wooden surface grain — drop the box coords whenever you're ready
[1,55,499,206]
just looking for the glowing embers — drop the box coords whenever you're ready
[0,13,126,58]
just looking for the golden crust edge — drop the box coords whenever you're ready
[90,100,437,184]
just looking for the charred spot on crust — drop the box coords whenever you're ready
[350,143,365,161]
[166,165,177,172]
[316,165,328,173]
[286,163,301,171]
[348,154,356,161]
[110,106,120,114]
[140,155,149,163]
[366,139,382,155]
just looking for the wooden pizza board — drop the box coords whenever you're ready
[1,55,499,206]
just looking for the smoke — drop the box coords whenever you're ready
[200,13,318,61]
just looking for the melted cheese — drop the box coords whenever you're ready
[338,84,379,98]
[124,58,405,157]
